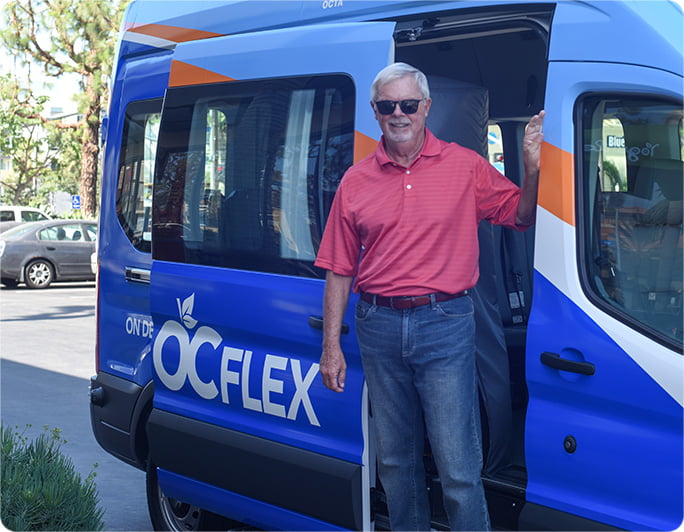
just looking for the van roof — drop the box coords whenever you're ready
[120,0,682,77]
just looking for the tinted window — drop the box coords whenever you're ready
[153,76,354,278]
[116,99,162,253]
[0,210,15,222]
[39,224,87,242]
[22,210,49,222]
[85,223,97,242]
[580,96,683,345]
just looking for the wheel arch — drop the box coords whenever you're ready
[21,256,57,283]
[130,379,155,469]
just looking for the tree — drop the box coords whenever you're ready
[0,74,81,208]
[1,0,128,216]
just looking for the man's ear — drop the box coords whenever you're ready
[423,97,432,117]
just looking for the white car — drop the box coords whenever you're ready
[0,206,52,233]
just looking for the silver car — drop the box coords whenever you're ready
[0,220,97,288]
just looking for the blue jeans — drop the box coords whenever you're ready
[355,295,491,531]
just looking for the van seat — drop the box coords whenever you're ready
[599,158,682,339]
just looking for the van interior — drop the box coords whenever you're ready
[377,4,554,527]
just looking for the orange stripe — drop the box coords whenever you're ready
[169,60,235,87]
[538,141,575,226]
[354,131,378,164]
[127,23,224,43]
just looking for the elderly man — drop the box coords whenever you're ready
[314,62,544,531]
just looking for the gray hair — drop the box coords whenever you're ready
[370,62,430,101]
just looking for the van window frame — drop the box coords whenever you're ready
[152,74,355,278]
[116,98,163,254]
[575,91,683,352]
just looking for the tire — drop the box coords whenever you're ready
[25,259,54,289]
[146,459,228,531]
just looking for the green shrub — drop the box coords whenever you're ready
[1,425,104,531]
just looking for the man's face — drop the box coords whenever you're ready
[372,76,431,147]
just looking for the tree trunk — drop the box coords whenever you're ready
[79,74,100,218]
[80,120,99,217]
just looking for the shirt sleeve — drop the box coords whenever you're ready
[475,156,530,231]
[314,180,362,276]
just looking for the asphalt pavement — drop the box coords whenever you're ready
[0,282,151,531]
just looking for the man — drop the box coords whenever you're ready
[314,62,544,531]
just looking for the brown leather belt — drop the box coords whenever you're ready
[360,290,469,310]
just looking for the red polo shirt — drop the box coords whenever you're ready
[314,129,528,296]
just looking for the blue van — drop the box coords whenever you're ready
[90,1,683,530]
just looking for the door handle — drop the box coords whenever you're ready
[541,352,595,376]
[125,267,151,284]
[46,246,56,251]
[308,315,349,335]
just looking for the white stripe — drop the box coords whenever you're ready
[534,207,683,406]
[123,30,176,50]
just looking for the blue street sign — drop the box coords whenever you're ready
[71,195,81,209]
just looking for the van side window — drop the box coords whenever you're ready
[581,96,683,345]
[153,76,354,277]
[487,124,505,175]
[116,99,162,253]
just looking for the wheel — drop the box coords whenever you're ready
[146,459,228,531]
[25,259,54,289]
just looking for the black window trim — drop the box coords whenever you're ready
[152,73,355,278]
[574,90,683,353]
[116,97,164,254]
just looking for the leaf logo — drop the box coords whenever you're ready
[177,294,198,330]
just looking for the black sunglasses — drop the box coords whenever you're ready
[374,99,425,115]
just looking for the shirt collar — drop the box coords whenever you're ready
[375,128,442,168]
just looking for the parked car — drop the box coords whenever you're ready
[0,206,52,233]
[0,220,97,288]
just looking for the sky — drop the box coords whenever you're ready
[0,0,82,119]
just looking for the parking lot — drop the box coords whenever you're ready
[0,282,151,530]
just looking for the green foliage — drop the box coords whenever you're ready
[1,0,130,215]
[602,159,625,192]
[1,425,105,531]
[0,74,80,208]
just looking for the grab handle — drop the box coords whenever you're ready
[541,352,595,376]
[308,315,349,335]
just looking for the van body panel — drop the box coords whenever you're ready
[150,262,364,461]
[121,0,543,50]
[536,60,683,403]
[548,1,682,77]
[148,408,362,530]
[165,21,395,141]
[97,52,170,383]
[526,49,683,530]
[91,51,170,465]
[157,468,350,532]
[147,20,398,529]
[526,273,683,531]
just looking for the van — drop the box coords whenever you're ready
[90,1,683,530]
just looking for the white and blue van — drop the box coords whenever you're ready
[90,1,683,530]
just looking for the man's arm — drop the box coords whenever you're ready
[320,271,354,392]
[516,110,546,226]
